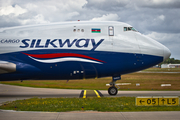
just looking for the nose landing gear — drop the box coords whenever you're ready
[108,75,121,96]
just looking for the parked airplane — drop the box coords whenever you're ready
[0,21,171,95]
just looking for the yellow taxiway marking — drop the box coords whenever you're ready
[94,90,101,98]
[80,90,103,98]
[83,90,86,98]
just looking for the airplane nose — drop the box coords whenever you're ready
[163,46,171,61]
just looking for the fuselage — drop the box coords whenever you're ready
[0,21,171,81]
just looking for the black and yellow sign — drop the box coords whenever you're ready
[136,97,179,106]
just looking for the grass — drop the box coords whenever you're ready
[1,97,180,112]
[1,68,180,90]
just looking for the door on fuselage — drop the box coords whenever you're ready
[108,26,114,46]
[80,63,98,79]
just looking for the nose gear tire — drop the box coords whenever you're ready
[108,86,118,95]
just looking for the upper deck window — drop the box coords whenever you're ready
[124,27,137,32]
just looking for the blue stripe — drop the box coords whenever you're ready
[0,49,163,81]
[92,28,101,31]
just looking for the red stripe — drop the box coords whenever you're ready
[22,52,105,63]
[92,30,101,32]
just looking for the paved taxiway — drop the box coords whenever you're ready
[1,84,180,120]
[1,84,180,103]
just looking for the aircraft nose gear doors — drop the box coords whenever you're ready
[108,75,121,95]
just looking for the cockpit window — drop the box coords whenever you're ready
[124,27,137,32]
[131,27,137,31]
[128,27,131,31]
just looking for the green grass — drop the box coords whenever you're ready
[1,97,180,112]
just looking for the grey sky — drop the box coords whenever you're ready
[0,0,179,59]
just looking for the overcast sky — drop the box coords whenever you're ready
[0,0,180,59]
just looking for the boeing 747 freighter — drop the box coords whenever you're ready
[0,21,171,95]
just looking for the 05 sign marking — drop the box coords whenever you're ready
[137,98,159,106]
[136,97,179,106]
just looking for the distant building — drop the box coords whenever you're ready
[161,64,180,68]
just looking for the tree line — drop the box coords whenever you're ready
[161,58,180,64]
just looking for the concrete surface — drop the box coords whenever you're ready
[0,110,180,120]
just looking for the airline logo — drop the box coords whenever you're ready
[20,38,104,51]
[22,52,105,64]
